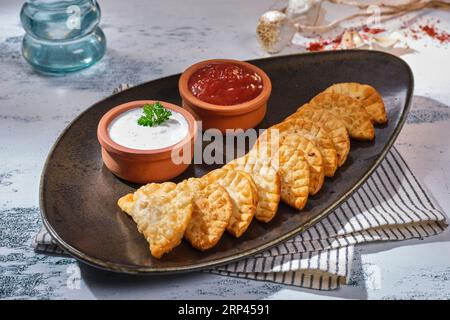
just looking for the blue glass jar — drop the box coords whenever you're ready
[20,0,106,74]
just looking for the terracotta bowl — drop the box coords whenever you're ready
[97,100,197,183]
[178,59,272,133]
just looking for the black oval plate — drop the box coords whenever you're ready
[40,50,413,274]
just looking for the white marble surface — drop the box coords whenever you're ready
[1,0,449,299]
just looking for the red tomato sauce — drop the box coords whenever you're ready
[188,63,263,106]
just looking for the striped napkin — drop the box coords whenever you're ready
[209,148,447,289]
[33,85,447,291]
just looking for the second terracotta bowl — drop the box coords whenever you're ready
[178,59,272,133]
[97,100,197,183]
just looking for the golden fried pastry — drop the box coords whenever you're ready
[224,154,281,223]
[240,170,259,202]
[287,108,350,167]
[184,178,232,251]
[324,82,387,124]
[255,130,323,196]
[271,119,338,177]
[307,93,375,141]
[117,193,134,216]
[279,133,325,195]
[203,168,257,238]
[269,144,310,210]
[249,135,310,209]
[117,181,193,259]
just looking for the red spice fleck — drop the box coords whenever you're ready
[362,26,385,34]
[420,25,437,37]
[419,24,450,43]
[306,34,343,52]
[306,37,331,51]
[331,34,343,50]
[409,28,420,40]
[307,41,326,51]
[332,34,342,44]
[405,22,450,44]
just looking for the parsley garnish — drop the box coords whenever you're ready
[137,102,172,127]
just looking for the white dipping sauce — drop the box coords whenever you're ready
[108,108,189,150]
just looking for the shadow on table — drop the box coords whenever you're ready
[78,264,289,300]
[79,223,449,300]
[78,251,373,299]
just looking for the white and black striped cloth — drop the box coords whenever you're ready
[32,85,447,290]
[209,148,447,289]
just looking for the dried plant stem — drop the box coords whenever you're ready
[294,0,450,33]
[328,0,423,10]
